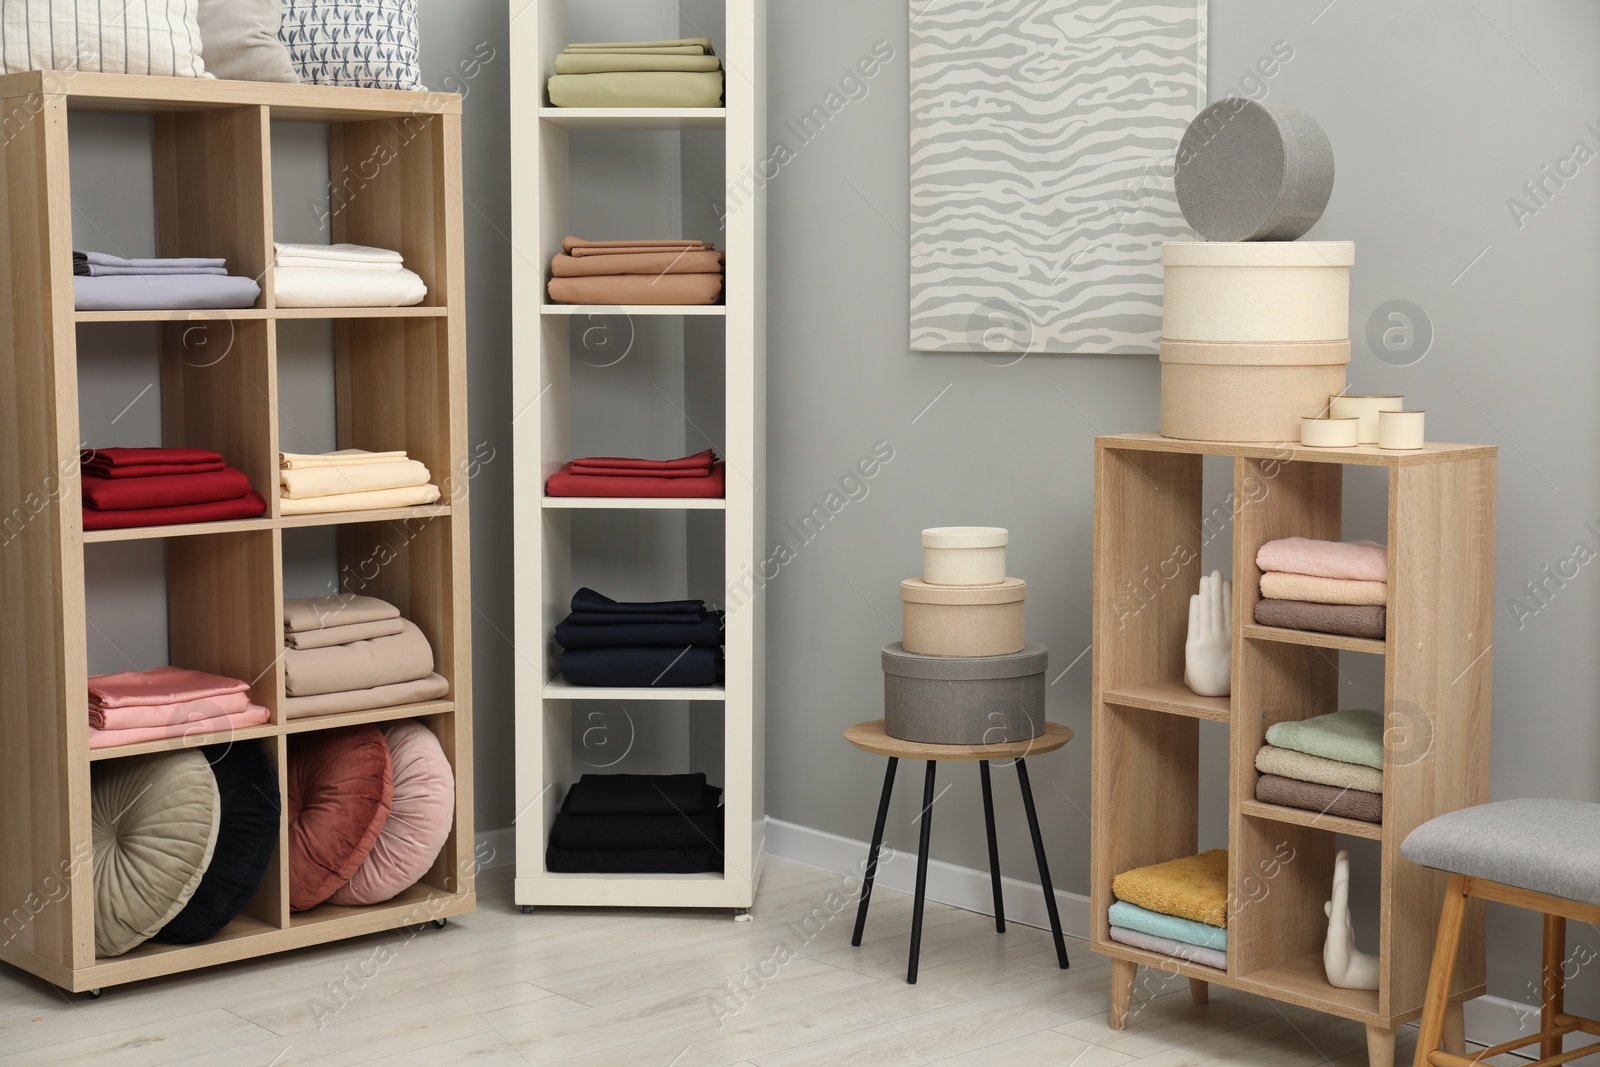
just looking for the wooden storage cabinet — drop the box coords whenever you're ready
[0,72,473,992]
[1091,433,1495,1062]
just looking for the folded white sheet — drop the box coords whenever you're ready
[273,242,403,266]
[273,265,427,308]
[277,483,442,515]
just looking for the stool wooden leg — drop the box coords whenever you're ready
[1188,978,1209,1004]
[906,760,937,985]
[1366,1024,1395,1067]
[1543,913,1568,1060]
[979,760,1005,933]
[1016,758,1069,969]
[1109,957,1137,1030]
[1441,1002,1465,1055]
[851,757,897,948]
[1412,873,1470,1067]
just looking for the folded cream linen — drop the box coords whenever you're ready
[284,594,401,633]
[283,620,434,697]
[280,448,408,470]
[566,36,712,50]
[275,255,401,272]
[1255,744,1384,793]
[1259,571,1387,606]
[1257,537,1388,582]
[547,274,722,306]
[89,703,270,750]
[284,617,407,651]
[90,691,253,731]
[273,266,427,308]
[89,666,249,709]
[555,53,722,74]
[279,460,431,499]
[551,250,724,277]
[285,673,449,719]
[1107,926,1227,971]
[278,483,441,515]
[273,242,403,267]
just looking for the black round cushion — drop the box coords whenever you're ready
[154,742,281,944]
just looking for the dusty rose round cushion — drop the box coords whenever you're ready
[287,725,392,911]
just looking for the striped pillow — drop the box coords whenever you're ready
[277,0,423,91]
[0,0,211,77]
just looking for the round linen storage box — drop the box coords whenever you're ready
[901,578,1026,657]
[922,527,1007,586]
[1161,241,1354,343]
[1160,339,1350,442]
[1175,100,1336,242]
[882,642,1047,745]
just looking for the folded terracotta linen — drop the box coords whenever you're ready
[284,595,401,633]
[566,36,712,51]
[559,645,722,687]
[91,691,252,731]
[1255,774,1383,824]
[1108,926,1227,971]
[80,490,268,530]
[1110,849,1228,927]
[1107,900,1228,950]
[282,620,434,697]
[1255,744,1384,793]
[89,666,250,709]
[555,53,722,74]
[74,275,262,311]
[82,460,226,479]
[550,250,724,278]
[89,703,270,750]
[82,447,223,469]
[284,617,407,651]
[82,468,252,511]
[1254,598,1386,640]
[1257,537,1387,582]
[279,460,431,499]
[571,588,706,616]
[563,238,711,255]
[564,772,710,815]
[547,462,725,498]
[277,483,441,515]
[273,266,427,308]
[273,242,403,267]
[279,449,408,470]
[549,273,722,306]
[284,673,449,719]
[1260,571,1386,606]
[1265,708,1384,770]
[570,450,716,471]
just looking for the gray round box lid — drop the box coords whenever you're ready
[1175,99,1335,242]
[882,641,1047,680]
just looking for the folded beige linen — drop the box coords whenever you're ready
[284,617,407,650]
[283,620,434,697]
[277,483,441,515]
[284,594,401,633]
[280,449,407,470]
[284,673,450,719]
[1259,571,1387,606]
[1255,744,1384,793]
[279,460,431,499]
[555,53,721,74]
[567,36,711,50]
[547,274,723,306]
[551,251,724,277]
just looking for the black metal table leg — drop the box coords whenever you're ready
[907,760,937,984]
[979,760,1005,932]
[851,756,898,947]
[1016,758,1069,969]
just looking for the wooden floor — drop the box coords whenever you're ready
[0,857,1520,1066]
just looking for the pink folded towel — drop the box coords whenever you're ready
[90,691,253,731]
[88,666,250,709]
[1257,538,1387,582]
[88,703,270,749]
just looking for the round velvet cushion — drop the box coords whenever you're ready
[287,726,393,911]
[92,751,221,957]
[328,721,455,905]
[154,742,281,943]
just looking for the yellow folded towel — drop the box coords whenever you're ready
[1112,849,1229,928]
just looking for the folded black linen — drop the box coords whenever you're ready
[545,845,722,874]
[564,772,709,816]
[572,587,706,616]
[548,784,722,850]
[555,610,724,649]
[559,645,722,687]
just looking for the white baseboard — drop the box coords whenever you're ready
[1463,993,1596,1061]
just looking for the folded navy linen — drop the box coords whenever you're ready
[564,772,709,816]
[74,275,262,311]
[571,587,705,616]
[555,610,724,649]
[559,645,722,687]
[548,784,722,850]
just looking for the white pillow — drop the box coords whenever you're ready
[0,0,212,77]
[278,0,423,91]
[198,0,298,83]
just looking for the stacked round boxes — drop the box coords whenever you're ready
[882,528,1047,744]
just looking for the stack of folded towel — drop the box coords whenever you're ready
[548,237,724,306]
[1254,708,1384,824]
[1254,537,1388,640]
[283,596,449,718]
[1108,849,1228,969]
[546,448,725,499]
[88,666,269,750]
[80,447,268,530]
[72,251,262,311]
[545,772,723,874]
[278,449,442,515]
[556,588,724,688]
[272,243,427,308]
[546,36,724,108]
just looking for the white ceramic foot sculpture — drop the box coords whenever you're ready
[1184,570,1231,697]
[1325,849,1380,990]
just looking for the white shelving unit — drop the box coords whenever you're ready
[510,0,767,911]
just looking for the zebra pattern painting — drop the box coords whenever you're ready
[910,0,1206,354]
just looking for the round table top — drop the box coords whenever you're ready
[844,720,1073,761]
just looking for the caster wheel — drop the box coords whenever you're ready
[733,908,752,923]
[86,989,102,999]
[519,905,534,915]
[433,917,448,929]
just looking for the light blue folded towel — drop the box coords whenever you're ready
[1109,900,1228,951]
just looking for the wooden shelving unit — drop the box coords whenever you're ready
[0,71,474,992]
[1091,433,1496,1066]
[509,2,767,911]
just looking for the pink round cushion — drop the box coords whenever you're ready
[327,720,455,906]
[288,725,393,911]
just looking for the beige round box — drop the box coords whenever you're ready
[900,577,1026,657]
[1159,339,1350,443]
[1161,240,1354,343]
[921,527,1007,586]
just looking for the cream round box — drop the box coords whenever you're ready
[1329,394,1403,444]
[922,526,1007,586]
[882,642,1047,745]
[1161,241,1355,343]
[900,577,1026,658]
[1379,409,1425,450]
[1159,339,1349,442]
[1301,416,1359,448]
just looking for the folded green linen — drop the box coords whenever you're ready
[566,36,711,51]
[547,71,724,109]
[1107,900,1227,950]
[1264,708,1384,771]
[555,53,722,74]
[1255,744,1383,793]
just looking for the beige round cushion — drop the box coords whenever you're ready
[92,751,222,957]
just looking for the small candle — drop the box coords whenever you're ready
[1302,417,1360,448]
[1378,410,1425,450]
[1329,394,1404,444]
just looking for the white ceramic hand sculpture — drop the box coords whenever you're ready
[1184,570,1231,697]
[1324,849,1379,990]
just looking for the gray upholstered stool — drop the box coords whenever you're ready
[1403,799,1600,1067]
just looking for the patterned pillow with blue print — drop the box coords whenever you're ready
[278,0,423,90]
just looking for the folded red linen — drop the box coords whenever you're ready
[90,690,253,730]
[566,465,711,479]
[80,489,268,530]
[80,446,224,468]
[569,449,717,471]
[88,703,270,749]
[82,467,252,510]
[82,460,227,479]
[89,665,251,709]
[547,463,725,499]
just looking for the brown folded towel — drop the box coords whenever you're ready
[1254,598,1386,639]
[1255,774,1382,824]
[548,273,723,306]
[551,250,724,278]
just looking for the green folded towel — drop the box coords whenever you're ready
[1264,708,1384,770]
[547,71,724,109]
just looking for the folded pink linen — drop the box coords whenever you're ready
[1257,537,1388,582]
[1259,571,1387,607]
[90,691,253,731]
[88,703,270,749]
[88,666,250,709]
